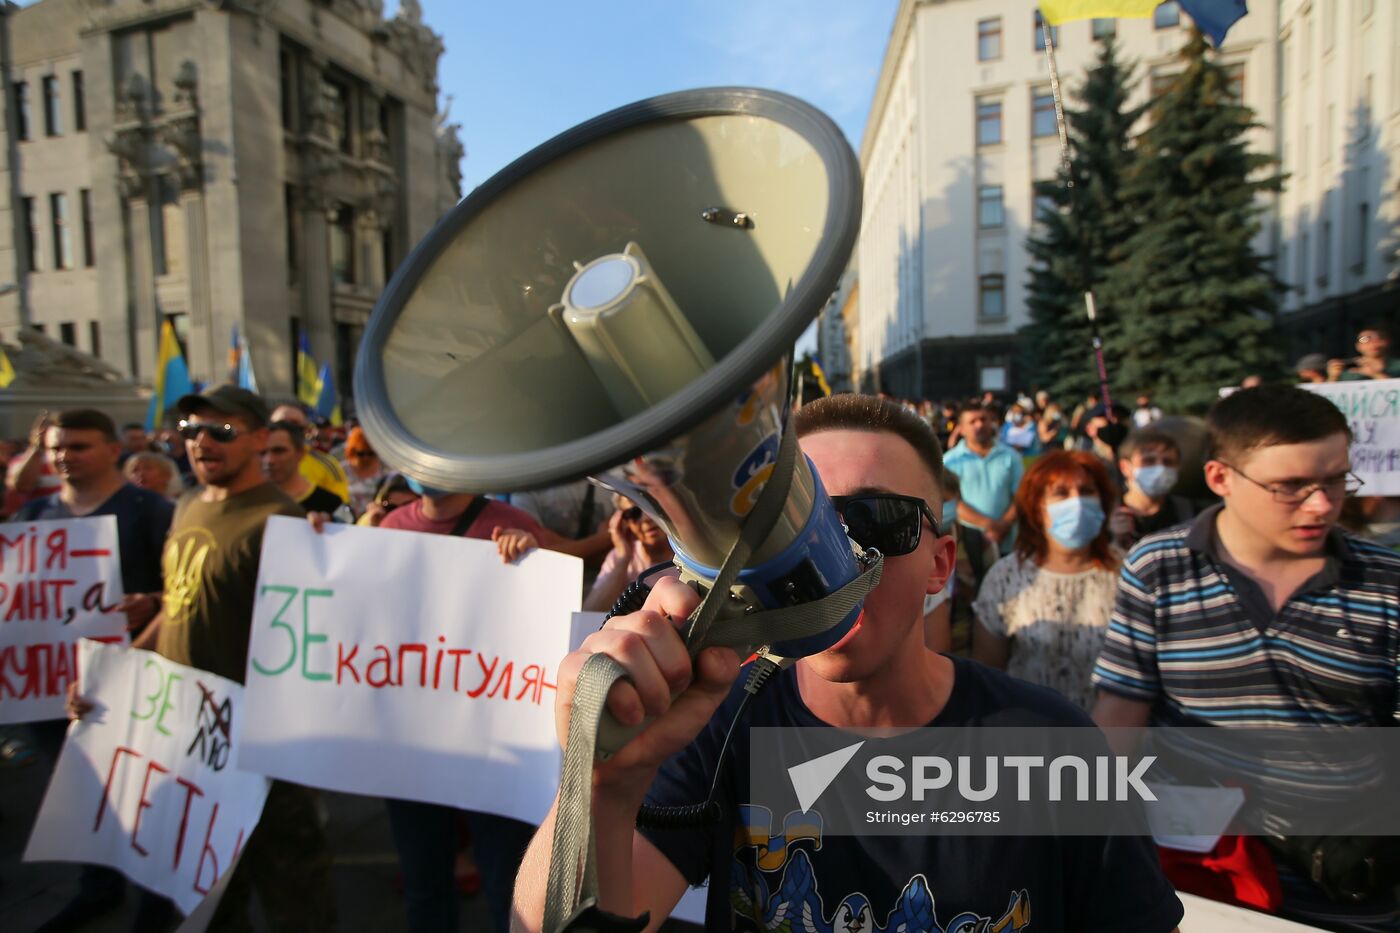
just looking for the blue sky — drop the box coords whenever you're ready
[413,0,900,193]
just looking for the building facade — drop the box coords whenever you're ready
[855,0,1284,399]
[0,0,462,408]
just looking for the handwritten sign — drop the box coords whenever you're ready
[239,517,583,825]
[1301,378,1400,495]
[25,640,269,915]
[0,516,127,723]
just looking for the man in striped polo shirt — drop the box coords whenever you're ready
[1091,384,1400,931]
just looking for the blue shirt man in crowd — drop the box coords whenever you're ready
[942,402,1024,583]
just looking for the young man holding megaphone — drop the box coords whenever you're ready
[514,394,1184,933]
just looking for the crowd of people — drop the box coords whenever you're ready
[0,321,1396,933]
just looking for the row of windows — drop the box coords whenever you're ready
[20,190,95,272]
[30,320,101,356]
[977,2,1180,61]
[1283,192,1372,293]
[13,71,86,141]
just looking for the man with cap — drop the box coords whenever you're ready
[71,385,338,930]
[1295,353,1328,384]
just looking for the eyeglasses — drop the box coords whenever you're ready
[829,493,940,557]
[621,506,643,522]
[177,420,241,443]
[1222,463,1365,504]
[348,450,376,460]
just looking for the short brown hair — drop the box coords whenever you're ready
[1119,427,1181,462]
[1207,385,1350,464]
[53,408,117,442]
[794,393,944,490]
[267,420,307,451]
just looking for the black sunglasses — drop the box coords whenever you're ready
[621,506,644,522]
[177,419,241,443]
[829,494,940,557]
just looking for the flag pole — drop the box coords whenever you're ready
[1040,17,1120,428]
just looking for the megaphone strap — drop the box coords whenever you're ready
[698,556,883,651]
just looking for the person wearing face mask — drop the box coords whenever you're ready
[971,451,1120,710]
[999,403,1042,456]
[1109,429,1195,551]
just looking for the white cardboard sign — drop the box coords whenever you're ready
[0,515,127,723]
[25,641,269,915]
[239,517,582,825]
[1301,377,1400,495]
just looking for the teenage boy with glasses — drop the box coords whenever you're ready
[1093,384,1400,930]
[514,394,1183,933]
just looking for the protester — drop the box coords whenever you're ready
[1109,428,1196,551]
[263,420,355,522]
[123,450,182,500]
[373,479,545,933]
[923,469,961,653]
[1329,323,1400,381]
[1294,353,1328,383]
[356,472,420,527]
[341,426,386,516]
[269,403,352,502]
[1037,402,1069,450]
[6,411,65,514]
[971,451,1119,711]
[1092,384,1399,930]
[998,401,1041,455]
[1131,393,1162,428]
[582,494,677,613]
[68,386,338,930]
[513,393,1184,932]
[943,402,1023,586]
[934,399,958,451]
[117,422,153,464]
[20,408,172,933]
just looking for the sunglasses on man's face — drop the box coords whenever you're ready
[829,493,940,557]
[177,420,241,443]
[621,506,644,522]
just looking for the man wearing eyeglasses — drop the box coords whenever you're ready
[1092,384,1400,930]
[1328,324,1400,382]
[515,394,1184,933]
[71,385,339,931]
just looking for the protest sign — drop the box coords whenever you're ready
[0,515,127,723]
[240,517,583,825]
[26,640,269,915]
[1300,378,1400,495]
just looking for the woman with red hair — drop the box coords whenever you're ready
[971,450,1120,709]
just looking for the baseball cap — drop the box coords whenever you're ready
[176,385,271,427]
[1294,353,1328,373]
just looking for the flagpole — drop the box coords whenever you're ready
[1040,18,1120,427]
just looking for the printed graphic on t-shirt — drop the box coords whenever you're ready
[729,805,1031,933]
[161,527,216,626]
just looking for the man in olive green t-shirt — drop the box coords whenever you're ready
[136,385,338,931]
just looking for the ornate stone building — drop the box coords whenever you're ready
[0,0,463,406]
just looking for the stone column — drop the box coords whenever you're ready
[182,189,215,380]
[127,190,159,382]
[298,190,335,372]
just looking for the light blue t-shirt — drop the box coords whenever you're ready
[943,441,1024,524]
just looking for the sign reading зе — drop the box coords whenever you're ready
[239,518,582,825]
[1301,377,1400,495]
[25,641,269,915]
[0,516,127,723]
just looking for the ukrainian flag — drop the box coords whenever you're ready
[146,320,194,431]
[296,332,321,409]
[313,362,343,426]
[0,344,15,389]
[1038,1,1159,25]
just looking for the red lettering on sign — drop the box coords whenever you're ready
[467,654,498,698]
[365,645,398,688]
[172,776,205,870]
[131,759,171,856]
[44,528,68,571]
[486,661,514,700]
[335,643,360,685]
[94,745,141,832]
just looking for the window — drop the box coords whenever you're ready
[1355,169,1371,272]
[31,323,44,335]
[59,322,75,346]
[79,189,93,267]
[1154,1,1180,29]
[979,274,1006,318]
[1224,63,1245,101]
[280,49,297,131]
[71,71,85,132]
[89,321,100,359]
[21,196,37,271]
[978,185,1004,228]
[978,18,1002,61]
[1034,11,1059,51]
[330,204,354,285]
[1091,18,1116,39]
[50,192,72,269]
[14,81,29,141]
[285,184,299,282]
[42,76,60,136]
[1033,185,1057,226]
[1318,216,1331,286]
[976,98,1002,146]
[1032,90,1057,137]
[1297,227,1310,286]
[979,364,1007,392]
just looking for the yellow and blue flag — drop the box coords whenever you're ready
[146,320,193,430]
[313,362,342,426]
[296,332,321,409]
[1179,1,1248,48]
[0,344,16,389]
[1038,1,1159,25]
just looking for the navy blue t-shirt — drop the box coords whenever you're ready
[641,655,1184,932]
[16,484,173,595]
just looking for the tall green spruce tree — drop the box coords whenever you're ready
[1023,37,1142,403]
[1103,30,1283,411]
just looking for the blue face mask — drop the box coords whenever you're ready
[404,476,450,499]
[1046,496,1105,550]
